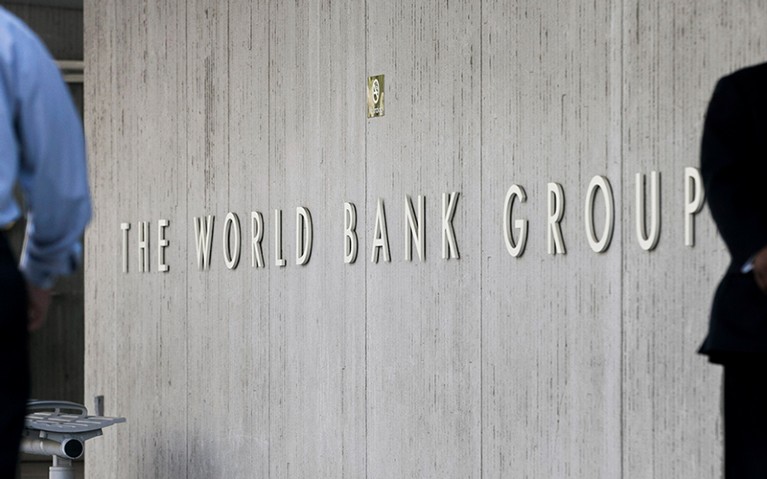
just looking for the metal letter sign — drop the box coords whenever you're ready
[367,75,384,118]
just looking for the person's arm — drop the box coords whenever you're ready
[11,25,91,327]
[701,75,767,275]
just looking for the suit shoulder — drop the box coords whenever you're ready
[706,62,767,108]
[720,61,767,88]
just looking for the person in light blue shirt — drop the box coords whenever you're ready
[0,7,91,475]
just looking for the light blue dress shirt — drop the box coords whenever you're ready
[0,7,91,289]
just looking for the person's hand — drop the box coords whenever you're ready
[27,283,52,331]
[753,246,767,294]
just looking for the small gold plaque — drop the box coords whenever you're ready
[367,75,384,118]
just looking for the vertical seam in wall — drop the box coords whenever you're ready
[267,0,272,476]
[478,0,484,478]
[226,3,233,452]
[618,0,625,477]
[364,0,369,477]
[110,1,119,472]
[183,0,189,476]
[227,4,231,208]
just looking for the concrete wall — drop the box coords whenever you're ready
[84,1,767,477]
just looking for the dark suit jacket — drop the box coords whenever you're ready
[700,62,767,360]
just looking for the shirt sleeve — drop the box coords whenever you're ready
[13,28,91,289]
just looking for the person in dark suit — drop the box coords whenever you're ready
[700,61,767,478]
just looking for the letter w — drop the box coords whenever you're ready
[194,215,215,270]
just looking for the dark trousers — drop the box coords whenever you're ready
[0,234,27,477]
[724,359,767,478]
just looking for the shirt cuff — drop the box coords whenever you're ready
[20,265,55,289]
[19,241,82,289]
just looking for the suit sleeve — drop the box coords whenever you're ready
[701,76,767,267]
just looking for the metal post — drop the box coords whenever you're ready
[93,395,104,417]
[48,456,74,479]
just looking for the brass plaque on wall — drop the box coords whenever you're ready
[367,75,384,118]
